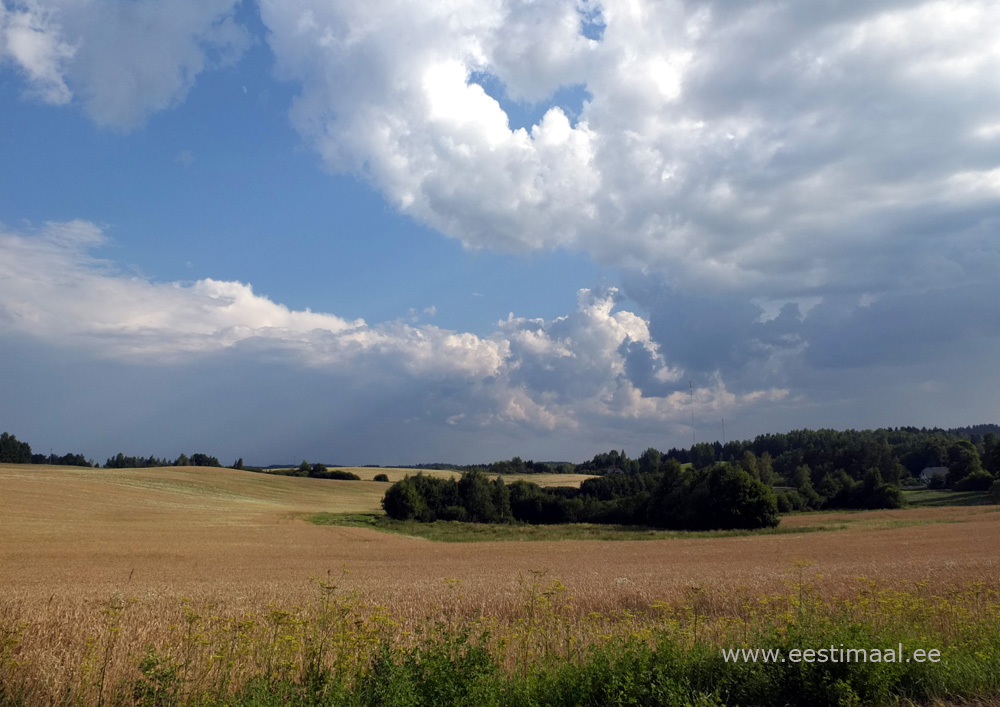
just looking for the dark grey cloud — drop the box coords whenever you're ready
[801,283,1000,370]
[623,274,805,387]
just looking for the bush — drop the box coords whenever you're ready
[325,469,361,481]
[373,473,390,482]
[954,470,995,492]
[989,480,1000,504]
[776,489,807,513]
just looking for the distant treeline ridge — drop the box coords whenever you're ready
[2,425,999,500]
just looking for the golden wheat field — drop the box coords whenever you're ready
[4,462,1000,610]
[3,462,1000,702]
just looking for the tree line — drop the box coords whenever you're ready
[571,426,1000,500]
[0,432,229,470]
[0,432,363,483]
[407,425,1000,495]
[104,452,222,468]
[1,432,95,467]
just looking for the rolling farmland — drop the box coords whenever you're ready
[3,463,1000,704]
[4,461,1000,611]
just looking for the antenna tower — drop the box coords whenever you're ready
[689,380,696,445]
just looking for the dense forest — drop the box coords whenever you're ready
[409,425,1000,484]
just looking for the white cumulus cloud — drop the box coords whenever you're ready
[256,0,1000,301]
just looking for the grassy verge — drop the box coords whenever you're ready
[902,489,991,507]
[2,575,998,706]
[306,513,845,541]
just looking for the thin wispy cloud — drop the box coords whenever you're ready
[174,149,195,166]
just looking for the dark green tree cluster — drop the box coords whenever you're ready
[499,441,904,515]
[777,466,903,512]
[382,462,779,531]
[646,462,780,530]
[105,454,170,468]
[104,452,220,468]
[2,432,91,466]
[382,470,510,522]
[261,460,360,480]
[576,449,638,474]
[0,432,32,463]
[189,453,221,467]
[984,433,1000,476]
[653,425,998,482]
[718,429,905,483]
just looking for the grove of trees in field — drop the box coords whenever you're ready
[382,461,781,530]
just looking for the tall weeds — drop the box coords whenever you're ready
[1,570,998,706]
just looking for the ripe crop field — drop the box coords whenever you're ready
[3,463,1000,705]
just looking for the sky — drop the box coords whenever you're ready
[1,0,998,466]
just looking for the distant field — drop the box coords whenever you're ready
[902,487,991,507]
[261,465,598,488]
[3,463,1000,704]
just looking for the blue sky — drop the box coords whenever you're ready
[1,0,998,465]
[0,16,612,334]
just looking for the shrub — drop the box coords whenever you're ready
[776,489,807,513]
[373,473,390,482]
[325,469,361,481]
[954,470,995,492]
[989,480,1000,504]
